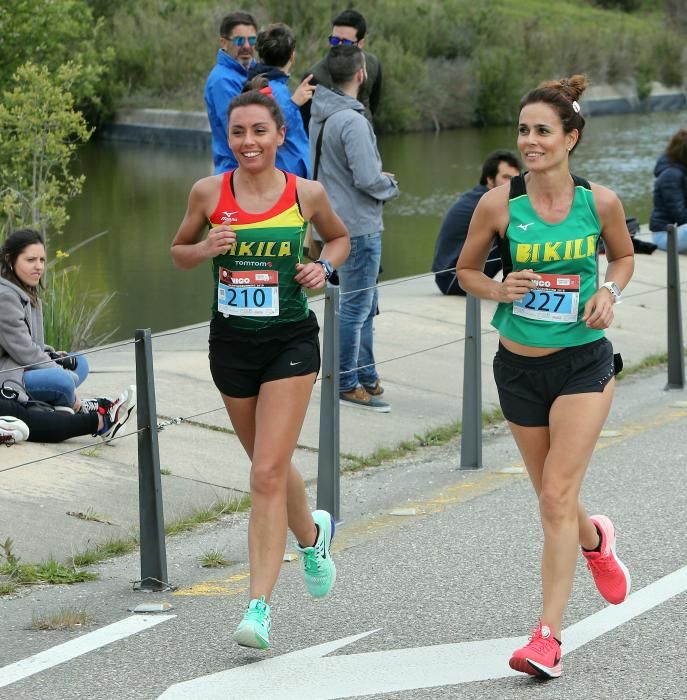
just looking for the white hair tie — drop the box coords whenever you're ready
[572,100,581,113]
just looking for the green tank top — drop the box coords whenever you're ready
[208,170,308,331]
[491,174,605,348]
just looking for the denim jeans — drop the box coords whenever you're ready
[23,353,89,407]
[337,232,381,393]
[652,223,687,253]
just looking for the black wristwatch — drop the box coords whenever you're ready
[315,258,334,281]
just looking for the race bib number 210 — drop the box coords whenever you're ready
[512,273,580,323]
[218,268,279,317]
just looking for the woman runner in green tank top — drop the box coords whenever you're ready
[171,78,350,651]
[457,75,634,679]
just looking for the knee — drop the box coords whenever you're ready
[538,487,577,527]
[250,461,287,498]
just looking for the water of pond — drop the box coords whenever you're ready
[61,111,679,341]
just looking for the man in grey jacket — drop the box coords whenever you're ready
[310,45,399,412]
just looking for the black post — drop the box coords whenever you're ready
[135,329,168,591]
[665,224,685,390]
[316,287,341,520]
[460,294,483,470]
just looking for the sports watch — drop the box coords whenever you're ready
[600,281,622,304]
[315,258,334,281]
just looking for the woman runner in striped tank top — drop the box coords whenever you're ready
[171,77,350,650]
[458,75,634,679]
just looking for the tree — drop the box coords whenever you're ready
[0,62,92,242]
[0,0,111,120]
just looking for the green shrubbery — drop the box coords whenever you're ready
[85,0,684,131]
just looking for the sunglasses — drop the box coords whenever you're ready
[328,35,358,46]
[231,36,257,47]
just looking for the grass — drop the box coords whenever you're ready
[164,495,251,537]
[160,468,172,476]
[66,507,112,524]
[31,607,93,631]
[199,549,233,568]
[71,536,139,567]
[0,581,18,596]
[341,407,505,472]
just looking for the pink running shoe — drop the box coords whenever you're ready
[582,514,631,605]
[509,622,562,678]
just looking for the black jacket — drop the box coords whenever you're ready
[650,153,687,231]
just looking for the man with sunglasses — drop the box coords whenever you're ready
[205,11,258,174]
[300,9,382,133]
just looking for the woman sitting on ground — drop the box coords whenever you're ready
[0,228,135,439]
[650,128,687,253]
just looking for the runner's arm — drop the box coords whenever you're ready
[294,179,350,289]
[582,185,635,329]
[457,188,539,303]
[170,178,236,270]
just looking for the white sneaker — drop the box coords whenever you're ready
[98,386,137,441]
[0,416,30,445]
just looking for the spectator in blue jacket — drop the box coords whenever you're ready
[432,150,521,294]
[650,128,687,253]
[205,11,258,174]
[247,23,314,178]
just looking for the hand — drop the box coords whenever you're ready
[55,353,78,371]
[204,225,236,257]
[294,261,327,289]
[291,74,315,106]
[582,288,615,329]
[499,269,540,303]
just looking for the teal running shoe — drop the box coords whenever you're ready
[296,510,337,598]
[233,596,271,649]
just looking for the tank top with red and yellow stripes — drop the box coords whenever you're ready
[208,170,308,330]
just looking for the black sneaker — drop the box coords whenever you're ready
[81,397,111,414]
[340,386,390,412]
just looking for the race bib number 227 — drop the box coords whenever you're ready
[512,273,580,323]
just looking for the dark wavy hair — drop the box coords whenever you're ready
[256,23,296,68]
[0,228,45,306]
[520,74,589,154]
[666,129,687,168]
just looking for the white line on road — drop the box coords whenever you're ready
[0,614,175,690]
[159,566,687,700]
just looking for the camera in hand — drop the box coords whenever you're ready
[49,352,78,371]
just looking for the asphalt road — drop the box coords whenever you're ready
[1,368,685,699]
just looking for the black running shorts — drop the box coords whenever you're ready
[493,338,618,427]
[209,312,320,398]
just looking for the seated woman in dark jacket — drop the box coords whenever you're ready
[650,128,687,253]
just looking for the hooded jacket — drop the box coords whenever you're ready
[650,153,687,231]
[0,277,57,393]
[205,50,251,174]
[247,63,310,178]
[309,85,398,238]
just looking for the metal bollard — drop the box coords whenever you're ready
[665,223,685,390]
[316,287,341,520]
[460,294,483,470]
[134,329,169,591]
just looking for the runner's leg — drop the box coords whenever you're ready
[222,372,316,601]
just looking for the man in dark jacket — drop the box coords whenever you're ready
[432,150,521,295]
[300,9,382,133]
[650,128,687,253]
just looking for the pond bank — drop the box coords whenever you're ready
[99,83,687,149]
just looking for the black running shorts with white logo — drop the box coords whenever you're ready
[209,311,320,398]
[493,337,617,427]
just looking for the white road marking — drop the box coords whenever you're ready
[0,614,175,690]
[159,566,687,700]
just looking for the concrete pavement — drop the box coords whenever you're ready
[1,240,686,563]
